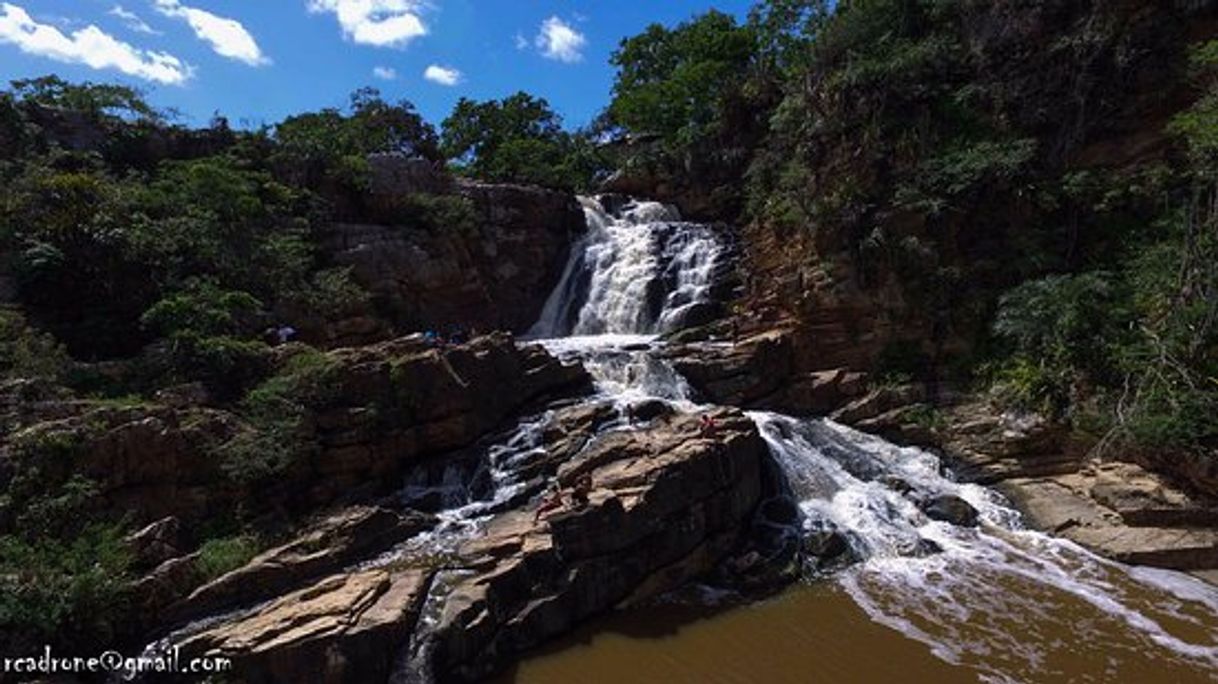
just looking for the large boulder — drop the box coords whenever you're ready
[181,569,433,684]
[666,330,866,415]
[168,506,434,626]
[430,409,767,681]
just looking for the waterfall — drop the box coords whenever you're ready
[520,197,1218,680]
[530,196,726,338]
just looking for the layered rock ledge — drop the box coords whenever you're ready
[178,409,768,683]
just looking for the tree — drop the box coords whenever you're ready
[9,75,157,121]
[608,11,757,149]
[273,88,440,189]
[440,92,590,188]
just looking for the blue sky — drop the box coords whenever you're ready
[0,1,753,129]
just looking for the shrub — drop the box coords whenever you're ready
[394,193,479,235]
[194,534,261,581]
[0,308,70,381]
[0,523,134,653]
[216,349,339,483]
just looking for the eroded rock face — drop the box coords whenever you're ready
[323,181,585,343]
[666,330,866,415]
[173,410,767,683]
[0,334,589,534]
[168,506,435,626]
[294,334,590,508]
[182,569,433,684]
[428,409,767,681]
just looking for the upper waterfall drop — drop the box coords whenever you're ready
[529,195,728,338]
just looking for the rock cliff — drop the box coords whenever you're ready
[320,178,585,344]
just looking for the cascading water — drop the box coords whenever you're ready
[152,193,1218,683]
[514,195,1218,682]
[531,196,727,338]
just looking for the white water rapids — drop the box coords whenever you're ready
[518,196,1218,682]
[153,196,1218,683]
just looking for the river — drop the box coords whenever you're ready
[505,196,1218,684]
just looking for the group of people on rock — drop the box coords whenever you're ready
[533,473,595,522]
[422,326,477,349]
[263,325,297,346]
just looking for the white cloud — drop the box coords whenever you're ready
[152,0,269,66]
[109,5,159,35]
[372,65,396,80]
[535,16,584,63]
[0,3,191,84]
[513,32,527,50]
[307,0,426,48]
[423,64,460,86]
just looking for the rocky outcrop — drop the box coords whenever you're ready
[182,568,434,684]
[835,394,1218,581]
[168,506,435,625]
[0,334,589,533]
[666,330,866,415]
[430,409,766,681]
[1003,462,1218,572]
[180,410,768,683]
[324,182,585,341]
[289,333,589,509]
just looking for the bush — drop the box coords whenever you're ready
[993,272,1127,378]
[394,193,479,235]
[0,308,70,381]
[166,334,271,403]
[194,534,261,581]
[0,523,134,653]
[216,349,339,483]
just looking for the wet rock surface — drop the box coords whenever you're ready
[181,569,434,684]
[833,393,1218,583]
[168,506,435,626]
[665,330,866,414]
[429,410,766,681]
[175,410,768,683]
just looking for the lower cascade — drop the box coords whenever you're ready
[519,197,1218,682]
[155,196,1218,683]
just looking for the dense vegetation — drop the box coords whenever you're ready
[0,78,444,652]
[602,0,1217,457]
[0,0,1216,658]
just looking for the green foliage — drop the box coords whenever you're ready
[216,349,339,483]
[0,523,134,651]
[393,193,480,235]
[275,88,440,190]
[989,272,1129,415]
[167,334,271,402]
[0,308,70,380]
[289,268,370,320]
[10,75,157,121]
[1168,40,1218,170]
[440,92,606,189]
[609,10,757,149]
[898,139,1037,212]
[993,273,1126,374]
[194,534,261,581]
[141,279,262,339]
